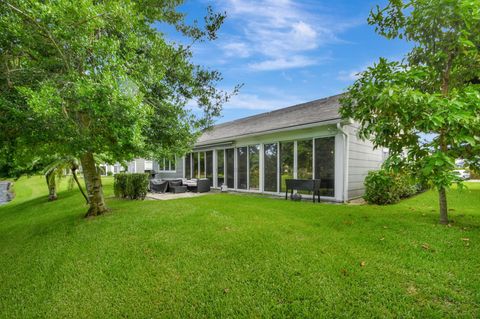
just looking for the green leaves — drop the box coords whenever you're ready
[341,0,480,198]
[1,0,237,172]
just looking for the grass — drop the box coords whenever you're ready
[0,177,479,318]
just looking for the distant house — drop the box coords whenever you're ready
[125,94,385,202]
[100,159,153,176]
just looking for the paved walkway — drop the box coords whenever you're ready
[146,192,212,201]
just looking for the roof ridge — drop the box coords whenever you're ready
[206,93,344,131]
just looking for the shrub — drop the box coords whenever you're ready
[107,171,113,176]
[114,173,128,198]
[395,174,417,199]
[125,173,149,200]
[364,170,400,205]
[363,169,417,205]
[114,173,149,200]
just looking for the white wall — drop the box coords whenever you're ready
[346,123,384,199]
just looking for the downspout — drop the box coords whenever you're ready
[337,122,350,203]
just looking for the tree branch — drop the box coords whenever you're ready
[3,1,71,71]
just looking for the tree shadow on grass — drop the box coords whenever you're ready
[0,190,89,241]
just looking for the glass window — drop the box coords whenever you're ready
[206,151,213,186]
[297,140,313,179]
[315,137,335,197]
[280,141,294,192]
[264,143,278,192]
[199,152,205,178]
[217,150,225,186]
[226,148,235,188]
[185,154,191,179]
[193,152,198,178]
[237,147,248,189]
[157,158,176,172]
[249,145,260,190]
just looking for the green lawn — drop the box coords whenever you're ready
[0,177,479,318]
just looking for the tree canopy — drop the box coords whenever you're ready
[341,0,480,224]
[0,0,237,216]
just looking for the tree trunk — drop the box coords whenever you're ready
[71,167,89,204]
[438,187,448,225]
[45,171,57,201]
[438,54,452,225]
[80,152,107,217]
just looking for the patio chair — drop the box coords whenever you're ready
[167,179,183,193]
[150,179,168,193]
[184,178,211,193]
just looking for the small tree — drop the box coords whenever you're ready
[0,1,237,217]
[43,157,89,203]
[341,0,480,224]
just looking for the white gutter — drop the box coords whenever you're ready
[337,122,350,203]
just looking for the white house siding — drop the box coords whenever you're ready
[346,123,384,199]
[153,158,184,179]
[127,161,136,173]
[125,158,145,173]
[135,158,146,173]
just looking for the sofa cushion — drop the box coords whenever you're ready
[184,180,197,187]
[169,180,182,187]
[150,179,165,185]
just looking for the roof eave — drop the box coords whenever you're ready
[195,117,344,148]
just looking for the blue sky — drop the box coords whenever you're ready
[157,0,411,124]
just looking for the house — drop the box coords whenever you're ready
[130,94,385,202]
[99,159,151,176]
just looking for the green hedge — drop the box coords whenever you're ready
[114,173,149,200]
[363,170,417,205]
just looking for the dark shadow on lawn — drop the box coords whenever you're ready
[0,190,89,237]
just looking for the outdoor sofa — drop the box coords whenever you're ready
[149,176,211,194]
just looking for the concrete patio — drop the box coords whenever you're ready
[146,191,214,201]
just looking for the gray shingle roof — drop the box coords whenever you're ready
[196,94,343,146]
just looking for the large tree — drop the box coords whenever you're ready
[341,0,480,224]
[0,0,237,216]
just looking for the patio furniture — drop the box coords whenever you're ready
[285,179,321,203]
[170,185,188,194]
[150,179,168,193]
[196,179,211,193]
[167,179,183,193]
[184,178,211,193]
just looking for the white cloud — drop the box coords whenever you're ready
[249,56,318,71]
[222,42,251,58]
[186,87,304,111]
[337,70,361,81]
[217,0,354,71]
[224,92,303,110]
[337,61,376,82]
[337,56,406,82]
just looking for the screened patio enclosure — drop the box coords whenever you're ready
[184,136,335,198]
[118,94,384,202]
[172,94,386,202]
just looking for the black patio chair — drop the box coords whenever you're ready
[150,179,168,193]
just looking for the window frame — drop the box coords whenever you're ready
[158,157,177,173]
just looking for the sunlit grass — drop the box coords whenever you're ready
[0,176,479,318]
